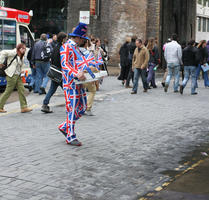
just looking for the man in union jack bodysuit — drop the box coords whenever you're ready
[58,23,90,146]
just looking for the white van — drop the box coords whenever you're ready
[0,6,34,90]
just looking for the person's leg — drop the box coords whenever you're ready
[191,66,197,94]
[195,64,201,88]
[0,75,17,109]
[203,71,209,87]
[141,68,148,90]
[29,67,36,88]
[41,62,50,89]
[182,66,190,88]
[162,68,168,85]
[173,65,180,92]
[165,65,173,85]
[16,75,28,109]
[85,82,96,111]
[34,62,43,93]
[125,67,132,87]
[43,80,59,105]
[132,68,140,93]
[151,70,157,87]
[147,64,154,85]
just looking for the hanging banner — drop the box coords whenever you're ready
[90,0,96,16]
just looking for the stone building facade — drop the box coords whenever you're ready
[68,0,196,65]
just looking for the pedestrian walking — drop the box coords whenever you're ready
[180,40,198,95]
[125,36,137,88]
[81,39,99,116]
[195,40,209,88]
[41,32,67,113]
[0,43,32,113]
[118,37,130,86]
[164,34,182,93]
[131,39,149,94]
[58,23,89,146]
[161,38,171,87]
[31,33,52,95]
[146,37,160,88]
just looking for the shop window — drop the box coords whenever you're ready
[0,19,16,50]
[203,0,207,6]
[207,18,209,32]
[198,17,202,32]
[203,17,206,32]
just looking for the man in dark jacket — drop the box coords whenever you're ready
[118,38,130,85]
[125,36,137,88]
[180,40,198,95]
[32,33,52,94]
[41,32,67,113]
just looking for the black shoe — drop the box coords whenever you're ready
[40,87,46,94]
[143,89,148,92]
[164,84,168,92]
[148,86,151,89]
[161,82,165,87]
[174,90,179,93]
[24,85,33,92]
[41,105,53,113]
[131,91,137,94]
[59,128,67,137]
[191,92,198,95]
[153,85,157,88]
[180,85,184,95]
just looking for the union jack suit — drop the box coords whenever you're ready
[58,39,87,143]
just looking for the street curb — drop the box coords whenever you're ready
[138,158,208,200]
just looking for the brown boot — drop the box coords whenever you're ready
[21,107,32,113]
[0,108,7,113]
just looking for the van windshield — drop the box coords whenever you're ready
[0,19,16,50]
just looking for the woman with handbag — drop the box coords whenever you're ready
[41,32,67,113]
[0,43,32,113]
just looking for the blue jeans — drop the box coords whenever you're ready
[29,67,36,88]
[147,62,156,86]
[182,66,196,94]
[43,80,62,105]
[132,68,148,92]
[195,64,209,87]
[35,61,50,93]
[165,63,180,91]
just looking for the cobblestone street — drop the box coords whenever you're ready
[0,76,209,200]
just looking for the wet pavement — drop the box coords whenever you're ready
[0,76,209,200]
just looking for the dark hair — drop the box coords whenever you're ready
[131,35,137,42]
[57,32,67,45]
[188,40,195,46]
[172,33,178,41]
[136,39,142,44]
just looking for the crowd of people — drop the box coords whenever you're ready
[118,33,209,95]
[0,22,108,146]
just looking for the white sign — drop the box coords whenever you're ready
[79,11,90,24]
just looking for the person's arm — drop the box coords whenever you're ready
[132,49,137,70]
[60,44,79,78]
[0,49,16,65]
[177,45,183,65]
[141,49,150,69]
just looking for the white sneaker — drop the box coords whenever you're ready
[85,110,94,116]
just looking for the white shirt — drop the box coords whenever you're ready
[164,41,182,65]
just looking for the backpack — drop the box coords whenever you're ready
[0,54,17,77]
[41,42,52,61]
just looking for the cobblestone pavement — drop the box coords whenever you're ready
[0,77,209,200]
